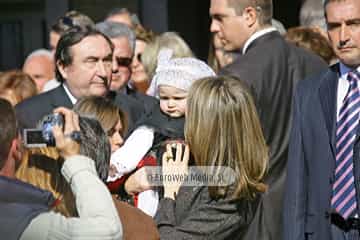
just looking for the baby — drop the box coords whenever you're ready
[108,49,216,216]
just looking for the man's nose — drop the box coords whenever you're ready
[339,22,351,45]
[97,61,107,77]
[112,58,118,73]
[210,19,220,33]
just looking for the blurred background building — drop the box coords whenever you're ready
[0,0,303,71]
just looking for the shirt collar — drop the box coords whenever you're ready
[242,27,278,54]
[62,84,77,104]
[339,62,360,79]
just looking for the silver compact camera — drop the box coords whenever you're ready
[23,113,64,148]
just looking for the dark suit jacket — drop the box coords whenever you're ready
[15,85,73,130]
[220,31,328,240]
[124,85,159,115]
[15,85,145,135]
[283,64,360,240]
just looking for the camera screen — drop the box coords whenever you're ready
[23,129,47,148]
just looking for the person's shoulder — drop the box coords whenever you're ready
[296,64,335,95]
[16,85,64,110]
[113,91,144,108]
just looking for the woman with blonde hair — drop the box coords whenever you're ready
[130,25,156,93]
[73,96,127,154]
[16,116,111,217]
[155,75,268,239]
[16,115,160,239]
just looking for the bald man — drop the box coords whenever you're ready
[23,49,55,91]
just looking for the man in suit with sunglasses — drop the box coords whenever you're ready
[96,21,158,117]
[15,26,145,134]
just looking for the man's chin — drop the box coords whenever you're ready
[338,54,360,68]
[110,80,127,92]
[90,87,108,97]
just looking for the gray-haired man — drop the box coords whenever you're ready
[96,21,135,92]
[96,21,157,115]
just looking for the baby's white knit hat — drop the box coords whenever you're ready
[147,49,216,97]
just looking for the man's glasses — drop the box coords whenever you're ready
[115,57,132,67]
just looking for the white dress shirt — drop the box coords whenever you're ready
[242,27,278,54]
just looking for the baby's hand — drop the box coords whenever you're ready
[109,164,118,178]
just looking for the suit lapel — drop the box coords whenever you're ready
[318,64,339,159]
[49,85,73,109]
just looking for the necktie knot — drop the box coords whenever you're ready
[347,70,360,84]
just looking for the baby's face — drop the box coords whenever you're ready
[159,85,187,118]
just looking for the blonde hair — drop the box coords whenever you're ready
[16,147,76,217]
[16,116,112,216]
[74,96,128,137]
[0,70,37,105]
[185,75,268,200]
[141,32,194,79]
[134,24,156,44]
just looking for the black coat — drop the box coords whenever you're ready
[155,183,259,240]
[220,31,328,240]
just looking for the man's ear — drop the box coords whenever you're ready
[243,6,258,27]
[10,137,22,167]
[57,61,68,80]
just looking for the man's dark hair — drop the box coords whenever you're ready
[54,26,114,83]
[0,99,17,170]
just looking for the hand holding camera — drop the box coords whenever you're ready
[23,107,81,158]
[52,107,81,158]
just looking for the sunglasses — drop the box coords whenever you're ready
[136,53,142,63]
[116,57,132,67]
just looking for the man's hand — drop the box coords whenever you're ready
[52,107,81,158]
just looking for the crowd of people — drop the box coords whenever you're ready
[0,0,359,239]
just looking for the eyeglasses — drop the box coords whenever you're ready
[115,57,132,67]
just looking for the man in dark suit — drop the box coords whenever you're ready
[16,26,144,132]
[209,0,328,239]
[96,21,158,116]
[284,0,360,239]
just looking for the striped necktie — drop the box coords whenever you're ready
[331,70,360,219]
